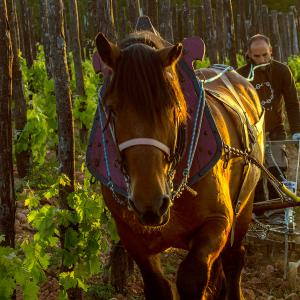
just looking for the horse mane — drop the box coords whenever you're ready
[104,31,187,125]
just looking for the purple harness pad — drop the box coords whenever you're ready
[86,37,222,197]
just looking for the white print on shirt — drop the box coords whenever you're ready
[255,81,274,111]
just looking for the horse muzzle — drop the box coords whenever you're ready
[128,195,171,227]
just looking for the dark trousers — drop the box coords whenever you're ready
[254,129,288,204]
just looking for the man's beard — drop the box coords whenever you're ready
[251,58,272,70]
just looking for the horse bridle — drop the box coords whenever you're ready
[102,101,184,200]
[100,38,186,202]
[113,111,183,178]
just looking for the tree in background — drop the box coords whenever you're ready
[48,0,81,298]
[69,0,88,143]
[19,0,33,68]
[39,0,52,79]
[0,0,16,248]
[7,0,30,178]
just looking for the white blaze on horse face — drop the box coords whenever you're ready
[248,40,272,65]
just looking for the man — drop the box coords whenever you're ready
[237,34,300,220]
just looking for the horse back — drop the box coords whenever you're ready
[196,68,264,154]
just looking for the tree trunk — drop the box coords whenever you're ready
[69,0,87,143]
[63,6,73,80]
[289,8,299,55]
[159,0,173,43]
[171,3,178,42]
[224,0,237,68]
[39,0,52,78]
[69,0,85,96]
[203,0,217,64]
[13,0,20,49]
[278,12,288,62]
[182,0,190,38]
[28,6,37,60]
[194,5,205,41]
[147,0,158,29]
[261,5,270,37]
[7,0,30,178]
[47,0,80,298]
[216,0,225,63]
[127,0,140,32]
[19,0,33,67]
[176,5,183,42]
[99,0,117,42]
[269,10,282,61]
[0,0,16,248]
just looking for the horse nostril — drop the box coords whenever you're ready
[159,195,170,215]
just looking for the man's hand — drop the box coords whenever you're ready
[292,133,300,141]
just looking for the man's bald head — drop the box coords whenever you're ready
[247,34,272,65]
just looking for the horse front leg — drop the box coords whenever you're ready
[221,243,246,300]
[134,254,178,300]
[176,218,230,300]
[115,219,177,300]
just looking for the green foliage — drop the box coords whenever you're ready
[2,164,117,298]
[193,57,211,69]
[262,0,295,12]
[288,55,300,90]
[16,46,101,166]
[17,47,57,165]
[21,167,118,295]
[237,54,246,68]
[0,246,39,299]
[72,59,101,130]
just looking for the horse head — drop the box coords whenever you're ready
[95,32,187,226]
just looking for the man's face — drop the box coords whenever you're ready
[247,40,272,65]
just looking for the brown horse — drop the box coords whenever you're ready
[95,31,264,300]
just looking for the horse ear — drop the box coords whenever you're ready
[95,32,120,69]
[157,43,183,67]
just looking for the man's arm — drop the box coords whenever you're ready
[282,65,300,138]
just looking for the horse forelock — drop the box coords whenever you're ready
[104,31,187,126]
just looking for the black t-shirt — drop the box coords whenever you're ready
[237,60,300,136]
